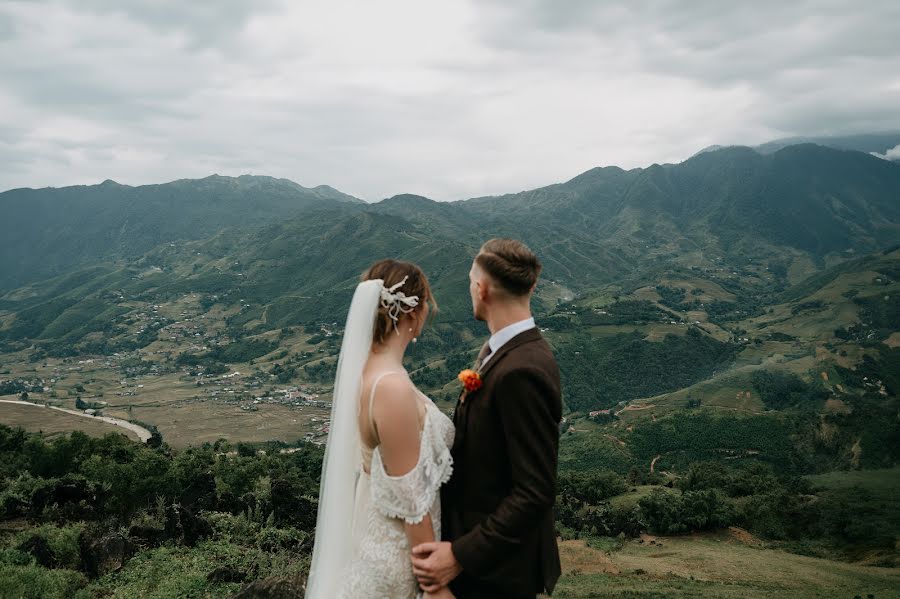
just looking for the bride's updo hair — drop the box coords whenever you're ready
[362,259,437,345]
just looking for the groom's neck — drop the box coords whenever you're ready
[486,302,533,335]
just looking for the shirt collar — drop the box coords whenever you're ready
[485,317,536,362]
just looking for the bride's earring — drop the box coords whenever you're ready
[409,326,417,343]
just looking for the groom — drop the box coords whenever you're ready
[412,239,562,598]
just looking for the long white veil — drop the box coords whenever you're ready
[305,280,382,598]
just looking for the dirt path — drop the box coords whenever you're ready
[604,433,626,447]
[650,454,661,473]
[0,399,153,443]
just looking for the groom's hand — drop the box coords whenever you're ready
[411,541,462,592]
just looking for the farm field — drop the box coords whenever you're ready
[100,401,329,448]
[0,400,142,442]
[0,346,334,448]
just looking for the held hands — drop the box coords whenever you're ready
[411,541,462,593]
[423,587,456,599]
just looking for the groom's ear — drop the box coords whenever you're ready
[475,277,490,303]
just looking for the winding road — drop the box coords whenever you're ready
[0,399,153,443]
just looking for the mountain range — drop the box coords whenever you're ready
[0,139,897,414]
[0,175,361,292]
[695,131,900,161]
[2,135,898,595]
[3,143,898,303]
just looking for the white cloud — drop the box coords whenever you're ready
[0,0,898,200]
[870,144,900,161]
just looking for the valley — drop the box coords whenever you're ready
[0,142,898,597]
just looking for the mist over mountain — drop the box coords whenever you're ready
[695,132,900,162]
[754,131,900,158]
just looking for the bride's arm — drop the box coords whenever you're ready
[371,379,455,598]
[371,378,438,549]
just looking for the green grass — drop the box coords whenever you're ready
[556,572,770,599]
[609,486,673,511]
[559,429,635,474]
[0,561,90,599]
[88,539,308,598]
[806,467,900,531]
[555,534,900,599]
[806,466,900,494]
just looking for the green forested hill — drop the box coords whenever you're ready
[1,142,899,597]
[462,144,900,260]
[0,175,362,292]
[1,143,898,396]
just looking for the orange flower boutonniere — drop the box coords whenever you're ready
[458,369,483,394]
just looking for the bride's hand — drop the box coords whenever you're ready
[423,587,455,599]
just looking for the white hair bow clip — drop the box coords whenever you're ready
[380,276,420,334]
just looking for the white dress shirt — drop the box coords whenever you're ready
[481,317,536,366]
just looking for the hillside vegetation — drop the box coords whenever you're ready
[0,142,898,596]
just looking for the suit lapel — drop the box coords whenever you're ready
[453,328,541,452]
[455,327,541,410]
[478,327,541,379]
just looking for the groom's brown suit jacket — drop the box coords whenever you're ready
[441,328,562,598]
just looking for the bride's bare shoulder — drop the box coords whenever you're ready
[368,374,417,411]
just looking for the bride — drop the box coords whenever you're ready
[306,259,456,599]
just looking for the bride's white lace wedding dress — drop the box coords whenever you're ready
[337,371,455,599]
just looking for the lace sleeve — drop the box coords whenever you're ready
[369,417,453,524]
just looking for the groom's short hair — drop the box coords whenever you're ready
[476,238,542,296]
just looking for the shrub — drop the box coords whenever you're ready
[15,523,86,570]
[558,471,628,504]
[638,488,733,535]
[0,561,89,599]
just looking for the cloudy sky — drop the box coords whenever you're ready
[1,1,899,201]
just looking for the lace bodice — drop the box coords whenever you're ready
[337,378,455,599]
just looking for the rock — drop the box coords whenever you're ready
[128,524,166,548]
[180,506,213,547]
[80,532,135,577]
[230,573,307,599]
[208,565,248,584]
[164,503,213,547]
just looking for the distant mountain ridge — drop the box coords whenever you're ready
[0,174,362,291]
[0,143,897,460]
[694,131,900,161]
[1,143,898,304]
[456,144,900,265]
[754,131,900,157]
